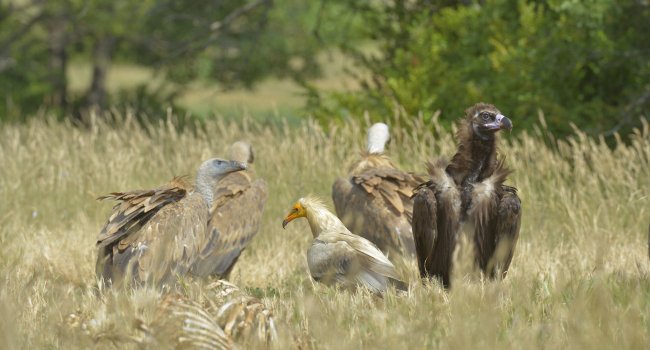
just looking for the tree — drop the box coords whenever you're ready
[0,0,326,121]
[308,0,650,139]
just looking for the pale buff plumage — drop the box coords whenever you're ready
[95,158,247,288]
[282,196,406,294]
[190,142,268,279]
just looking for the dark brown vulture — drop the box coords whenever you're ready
[95,158,247,288]
[190,141,268,279]
[332,122,425,256]
[412,103,521,288]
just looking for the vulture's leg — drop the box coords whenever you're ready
[412,183,459,288]
[486,188,521,278]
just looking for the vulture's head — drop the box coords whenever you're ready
[228,141,254,164]
[198,158,247,182]
[466,103,512,140]
[281,196,329,229]
[367,122,390,154]
[282,199,307,229]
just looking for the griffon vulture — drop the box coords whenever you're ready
[412,103,521,288]
[282,196,407,294]
[332,123,425,256]
[96,158,247,288]
[190,141,268,279]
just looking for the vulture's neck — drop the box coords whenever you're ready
[447,123,498,186]
[304,205,348,238]
[195,173,217,208]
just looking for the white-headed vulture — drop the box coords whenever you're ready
[282,196,407,294]
[412,103,521,288]
[332,123,426,257]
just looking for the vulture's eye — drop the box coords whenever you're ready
[481,112,491,121]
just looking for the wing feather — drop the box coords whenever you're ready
[95,177,211,287]
[191,172,268,278]
[332,166,423,256]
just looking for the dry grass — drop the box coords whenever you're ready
[0,111,648,349]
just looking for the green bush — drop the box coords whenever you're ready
[310,0,650,139]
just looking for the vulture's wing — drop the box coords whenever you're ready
[411,164,461,288]
[96,177,188,249]
[332,166,424,255]
[308,237,392,293]
[310,231,405,293]
[468,165,521,279]
[191,172,268,278]
[96,178,210,286]
[479,186,521,278]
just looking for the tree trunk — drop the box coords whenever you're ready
[85,36,116,112]
[46,17,68,113]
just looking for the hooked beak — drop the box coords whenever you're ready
[282,212,302,228]
[282,213,298,229]
[485,114,513,132]
[226,160,247,173]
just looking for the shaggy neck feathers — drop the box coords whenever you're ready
[301,198,347,238]
[447,119,498,185]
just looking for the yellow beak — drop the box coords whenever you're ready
[282,213,299,229]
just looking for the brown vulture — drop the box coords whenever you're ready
[190,141,268,279]
[412,103,521,288]
[282,196,407,294]
[95,158,247,288]
[332,122,425,256]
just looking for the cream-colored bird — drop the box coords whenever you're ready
[282,196,407,294]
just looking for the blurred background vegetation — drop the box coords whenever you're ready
[1,0,648,138]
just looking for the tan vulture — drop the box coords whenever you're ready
[96,158,247,288]
[412,103,521,288]
[332,122,425,256]
[282,196,407,294]
[190,141,268,279]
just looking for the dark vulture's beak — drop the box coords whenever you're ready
[228,161,247,173]
[485,114,513,132]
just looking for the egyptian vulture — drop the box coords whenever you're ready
[190,141,268,279]
[332,123,425,256]
[282,196,407,294]
[412,103,521,288]
[95,158,247,288]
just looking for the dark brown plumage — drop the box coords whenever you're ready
[190,142,268,279]
[95,158,246,288]
[412,103,522,288]
[332,123,425,256]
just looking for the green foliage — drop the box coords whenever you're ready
[309,0,650,138]
[0,0,347,121]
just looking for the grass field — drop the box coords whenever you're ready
[0,111,648,349]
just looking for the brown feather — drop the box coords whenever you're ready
[95,175,212,288]
[412,103,521,288]
[333,163,423,256]
[190,171,268,278]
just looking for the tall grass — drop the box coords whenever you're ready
[0,110,648,349]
